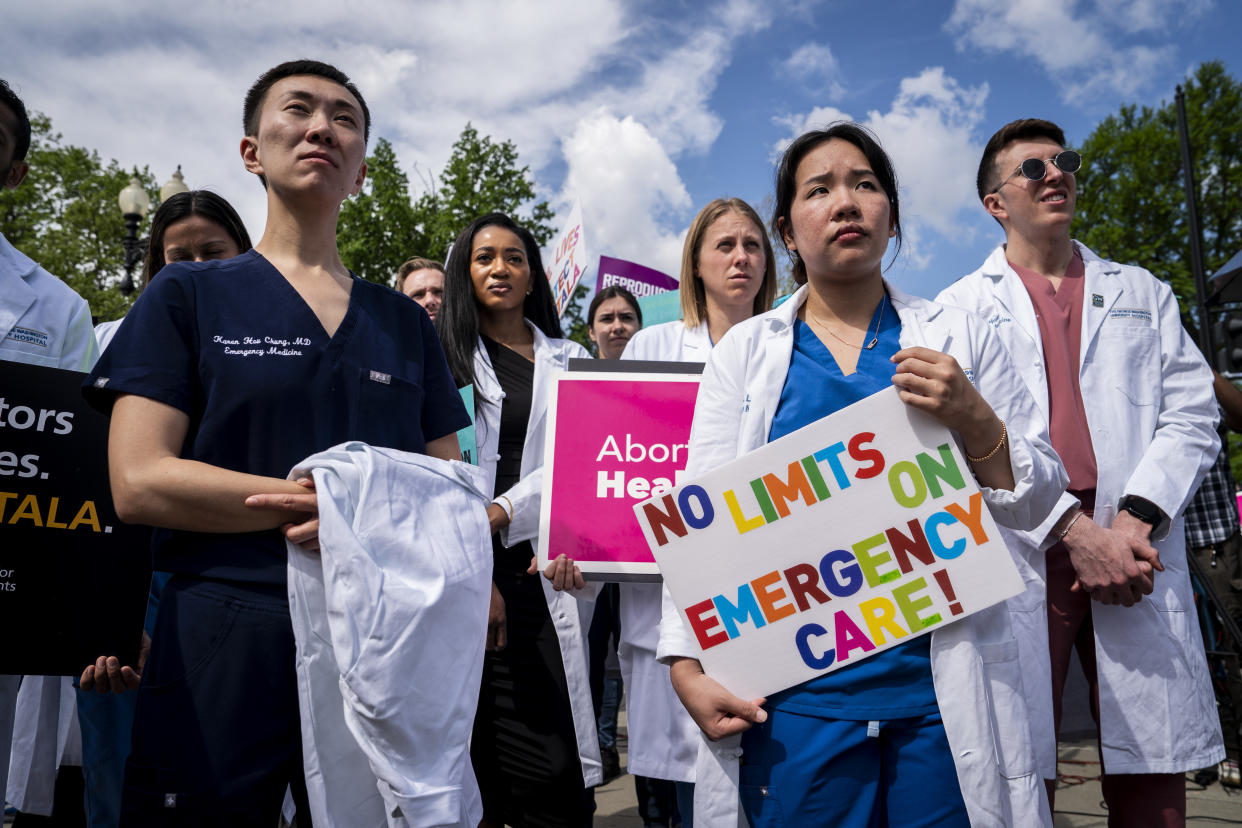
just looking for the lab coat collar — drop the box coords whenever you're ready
[0,233,38,344]
[472,319,549,405]
[1076,241,1124,352]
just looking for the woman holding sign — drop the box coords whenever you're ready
[660,124,1065,827]
[617,197,777,825]
[438,212,600,828]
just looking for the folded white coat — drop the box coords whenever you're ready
[287,442,492,828]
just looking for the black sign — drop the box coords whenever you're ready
[0,361,151,675]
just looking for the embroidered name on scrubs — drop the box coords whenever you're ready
[1108,307,1153,323]
[5,326,49,348]
[211,334,313,357]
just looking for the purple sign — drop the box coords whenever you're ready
[595,255,678,299]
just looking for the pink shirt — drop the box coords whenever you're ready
[1011,250,1099,492]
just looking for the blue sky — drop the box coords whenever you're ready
[3,0,1239,299]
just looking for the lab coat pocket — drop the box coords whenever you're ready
[977,638,1035,779]
[355,369,426,452]
[1098,327,1160,406]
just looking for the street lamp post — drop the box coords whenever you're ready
[116,167,190,296]
[117,177,150,297]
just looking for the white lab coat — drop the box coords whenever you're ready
[287,442,491,828]
[936,242,1225,778]
[657,283,1065,827]
[1,231,97,815]
[472,323,603,788]
[614,320,710,783]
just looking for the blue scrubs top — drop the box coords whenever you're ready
[766,297,938,720]
[84,250,470,586]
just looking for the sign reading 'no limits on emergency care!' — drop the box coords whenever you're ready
[633,386,1024,700]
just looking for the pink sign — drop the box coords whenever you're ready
[538,371,700,580]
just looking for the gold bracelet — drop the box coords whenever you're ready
[966,420,1007,463]
[495,495,514,521]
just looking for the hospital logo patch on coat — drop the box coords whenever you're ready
[4,326,49,348]
[1091,294,1104,308]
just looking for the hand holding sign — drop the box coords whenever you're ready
[635,387,1025,700]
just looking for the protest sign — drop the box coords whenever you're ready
[637,291,683,328]
[547,201,588,317]
[0,361,151,675]
[539,367,700,580]
[456,384,477,465]
[596,255,678,299]
[633,386,1025,699]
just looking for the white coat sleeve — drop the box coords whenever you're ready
[58,295,99,371]
[1118,281,1219,540]
[967,315,1068,532]
[498,340,591,547]
[656,333,747,662]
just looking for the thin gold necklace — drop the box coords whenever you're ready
[807,293,887,350]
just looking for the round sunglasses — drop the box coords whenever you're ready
[991,150,1082,194]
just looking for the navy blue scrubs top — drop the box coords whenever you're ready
[84,250,470,586]
[766,297,938,720]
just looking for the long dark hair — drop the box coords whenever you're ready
[438,212,563,390]
[771,122,902,284]
[141,190,252,286]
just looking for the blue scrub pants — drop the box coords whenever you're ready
[119,577,310,827]
[739,709,969,828]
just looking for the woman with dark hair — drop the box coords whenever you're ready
[660,124,1065,827]
[94,190,252,352]
[614,197,776,826]
[586,285,642,360]
[438,212,600,828]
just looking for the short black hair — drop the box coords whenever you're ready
[142,190,253,286]
[438,212,563,392]
[0,79,32,163]
[771,122,902,284]
[588,285,643,328]
[243,60,371,144]
[977,118,1066,201]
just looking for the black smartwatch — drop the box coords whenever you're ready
[1120,495,1161,527]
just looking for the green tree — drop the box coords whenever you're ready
[414,123,557,259]
[0,114,157,322]
[1072,60,1242,337]
[337,137,423,286]
[337,124,558,287]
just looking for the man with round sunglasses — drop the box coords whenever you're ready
[938,118,1223,826]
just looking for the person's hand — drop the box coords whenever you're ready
[891,347,999,453]
[1063,514,1160,606]
[530,553,587,592]
[80,630,150,693]
[669,657,766,741]
[487,502,510,534]
[245,477,319,551]
[487,582,507,652]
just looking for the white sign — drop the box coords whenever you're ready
[633,387,1025,700]
[546,201,587,317]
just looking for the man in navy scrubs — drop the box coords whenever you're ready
[84,60,469,825]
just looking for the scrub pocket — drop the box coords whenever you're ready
[356,368,426,451]
[977,638,1036,779]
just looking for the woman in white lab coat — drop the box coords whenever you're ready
[438,212,600,828]
[616,197,776,824]
[660,124,1066,827]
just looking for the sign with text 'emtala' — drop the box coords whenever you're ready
[0,361,151,675]
[633,386,1024,700]
[538,363,701,581]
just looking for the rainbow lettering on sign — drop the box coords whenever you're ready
[640,433,966,545]
[683,490,986,668]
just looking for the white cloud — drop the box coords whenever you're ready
[772,67,990,271]
[944,0,1200,105]
[559,111,691,278]
[1,0,776,272]
[780,43,843,100]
